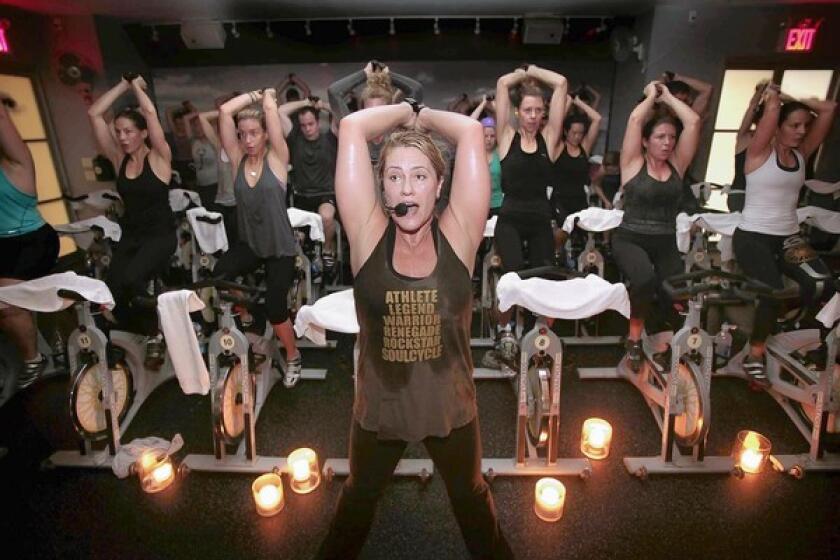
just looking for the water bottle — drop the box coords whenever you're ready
[713,322,734,364]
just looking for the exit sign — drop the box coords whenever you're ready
[782,18,823,53]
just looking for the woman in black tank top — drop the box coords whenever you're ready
[491,64,569,360]
[552,96,602,254]
[318,101,512,559]
[88,75,176,336]
[613,81,702,370]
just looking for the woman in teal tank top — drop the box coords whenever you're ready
[318,101,513,559]
[0,94,59,389]
[470,95,504,215]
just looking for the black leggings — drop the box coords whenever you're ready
[107,230,176,335]
[611,229,683,332]
[495,212,554,273]
[733,228,835,343]
[317,419,513,560]
[212,243,295,324]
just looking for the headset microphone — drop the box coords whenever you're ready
[385,202,416,217]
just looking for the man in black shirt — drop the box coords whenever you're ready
[280,101,339,271]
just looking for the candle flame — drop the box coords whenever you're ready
[541,486,560,506]
[292,459,310,481]
[257,484,281,507]
[151,462,173,484]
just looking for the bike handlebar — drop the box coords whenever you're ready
[662,269,774,301]
[516,265,586,282]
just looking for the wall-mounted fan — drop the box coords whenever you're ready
[57,52,95,87]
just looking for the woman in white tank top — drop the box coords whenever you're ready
[733,84,837,387]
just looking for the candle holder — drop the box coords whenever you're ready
[287,448,321,494]
[580,418,613,460]
[137,451,176,494]
[732,430,772,475]
[534,477,566,522]
[252,470,285,517]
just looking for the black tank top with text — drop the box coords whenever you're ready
[353,219,476,442]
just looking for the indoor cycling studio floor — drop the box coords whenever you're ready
[1,317,838,560]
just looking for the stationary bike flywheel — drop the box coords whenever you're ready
[671,359,709,447]
[70,359,134,441]
[526,366,551,448]
[213,360,256,445]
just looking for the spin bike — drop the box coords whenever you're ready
[579,269,770,477]
[48,288,178,469]
[182,278,326,474]
[716,284,840,476]
[482,266,604,479]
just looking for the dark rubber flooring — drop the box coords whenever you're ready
[1,315,839,560]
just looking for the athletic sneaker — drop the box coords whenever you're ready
[742,354,770,390]
[284,354,302,388]
[144,336,166,371]
[626,339,644,372]
[18,353,47,389]
[480,349,502,369]
[322,252,336,273]
[496,330,520,367]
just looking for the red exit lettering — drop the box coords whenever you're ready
[785,28,816,52]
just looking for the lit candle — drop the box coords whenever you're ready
[287,448,321,494]
[252,472,285,517]
[152,462,174,484]
[534,477,566,522]
[140,453,176,494]
[292,459,310,482]
[580,418,613,460]
[733,430,771,475]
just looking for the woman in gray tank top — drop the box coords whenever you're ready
[317,101,512,559]
[213,88,303,387]
[733,84,837,387]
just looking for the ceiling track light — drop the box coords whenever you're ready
[474,18,480,35]
[433,17,440,35]
[304,19,312,36]
[389,18,395,36]
[347,19,355,36]
[265,22,274,39]
[230,22,240,39]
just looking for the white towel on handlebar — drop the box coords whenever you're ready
[484,215,497,238]
[111,433,184,479]
[294,288,358,345]
[796,206,840,234]
[288,207,325,242]
[675,212,742,261]
[157,290,210,395]
[804,179,840,196]
[169,189,202,212]
[561,207,624,234]
[54,216,122,247]
[0,272,114,311]
[496,272,630,319]
[186,207,229,254]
